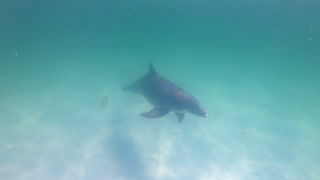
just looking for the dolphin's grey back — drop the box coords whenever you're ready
[140,73,200,110]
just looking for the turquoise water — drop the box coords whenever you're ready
[1,0,320,179]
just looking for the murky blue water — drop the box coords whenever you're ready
[1,0,319,179]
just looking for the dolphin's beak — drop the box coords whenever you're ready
[202,109,208,118]
[199,109,208,118]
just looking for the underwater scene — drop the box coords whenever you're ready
[0,0,319,179]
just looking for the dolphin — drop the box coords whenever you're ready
[122,63,208,123]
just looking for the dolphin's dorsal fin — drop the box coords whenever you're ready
[148,63,157,76]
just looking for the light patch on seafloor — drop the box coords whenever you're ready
[0,83,320,180]
[151,138,175,178]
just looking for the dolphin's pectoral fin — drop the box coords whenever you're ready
[141,107,169,118]
[175,112,185,123]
